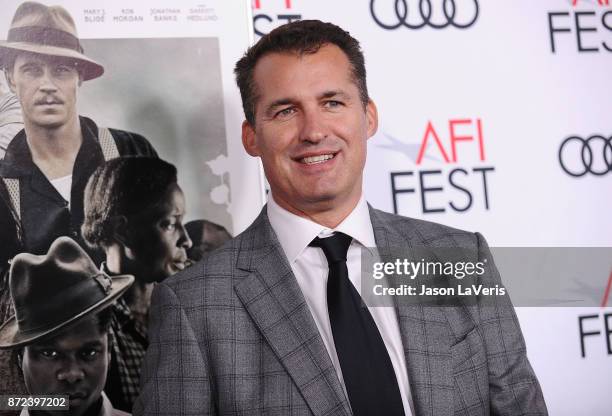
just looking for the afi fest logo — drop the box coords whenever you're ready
[382,118,494,215]
[253,0,301,37]
[548,0,611,53]
[370,0,479,30]
[577,270,612,358]
[558,134,612,177]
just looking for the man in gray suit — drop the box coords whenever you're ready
[135,20,547,415]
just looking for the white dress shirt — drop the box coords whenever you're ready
[267,195,414,416]
[49,174,72,206]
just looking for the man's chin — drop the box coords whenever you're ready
[66,395,98,416]
[299,184,350,204]
[31,117,68,130]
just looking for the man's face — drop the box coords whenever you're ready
[7,53,81,129]
[242,44,378,218]
[127,184,193,282]
[21,315,108,416]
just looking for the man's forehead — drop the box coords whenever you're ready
[14,52,76,67]
[29,316,106,349]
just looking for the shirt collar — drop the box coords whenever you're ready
[100,391,116,416]
[0,116,99,178]
[267,194,375,264]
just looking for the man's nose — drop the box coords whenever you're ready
[38,68,58,93]
[299,107,328,143]
[57,360,85,384]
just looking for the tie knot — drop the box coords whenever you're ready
[310,232,353,264]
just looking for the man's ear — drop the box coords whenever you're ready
[365,98,379,140]
[242,120,261,157]
[16,348,23,369]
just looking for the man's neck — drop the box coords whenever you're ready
[271,191,362,229]
[24,115,82,179]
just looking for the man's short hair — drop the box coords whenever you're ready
[1,51,16,75]
[234,20,369,126]
[81,156,178,249]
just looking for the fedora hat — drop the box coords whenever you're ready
[0,236,133,349]
[0,1,104,80]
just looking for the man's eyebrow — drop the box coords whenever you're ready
[319,90,350,100]
[30,342,56,350]
[265,90,351,114]
[266,98,294,113]
[17,61,40,69]
[81,340,104,348]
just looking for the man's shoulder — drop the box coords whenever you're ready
[107,127,158,157]
[370,207,479,248]
[80,116,158,157]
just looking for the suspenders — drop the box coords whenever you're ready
[0,127,118,237]
[97,126,120,161]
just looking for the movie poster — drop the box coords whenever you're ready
[0,0,261,413]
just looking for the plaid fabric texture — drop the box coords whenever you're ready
[134,207,548,416]
[109,297,148,410]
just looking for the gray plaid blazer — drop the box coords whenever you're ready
[134,206,547,416]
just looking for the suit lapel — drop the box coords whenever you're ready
[234,209,351,416]
[370,207,453,416]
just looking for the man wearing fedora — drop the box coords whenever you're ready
[0,1,158,274]
[0,236,134,416]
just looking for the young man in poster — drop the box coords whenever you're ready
[0,1,157,273]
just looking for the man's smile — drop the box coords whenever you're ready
[300,153,336,164]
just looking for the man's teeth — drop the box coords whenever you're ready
[301,154,334,164]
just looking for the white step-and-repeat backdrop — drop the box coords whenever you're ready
[0,0,609,413]
[250,0,611,414]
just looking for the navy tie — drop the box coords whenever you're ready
[310,233,405,416]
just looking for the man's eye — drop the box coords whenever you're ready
[22,66,42,75]
[325,100,343,108]
[162,222,177,231]
[275,107,295,118]
[39,349,58,359]
[54,66,74,75]
[80,349,100,360]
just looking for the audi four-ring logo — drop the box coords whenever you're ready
[370,0,479,30]
[558,135,612,177]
